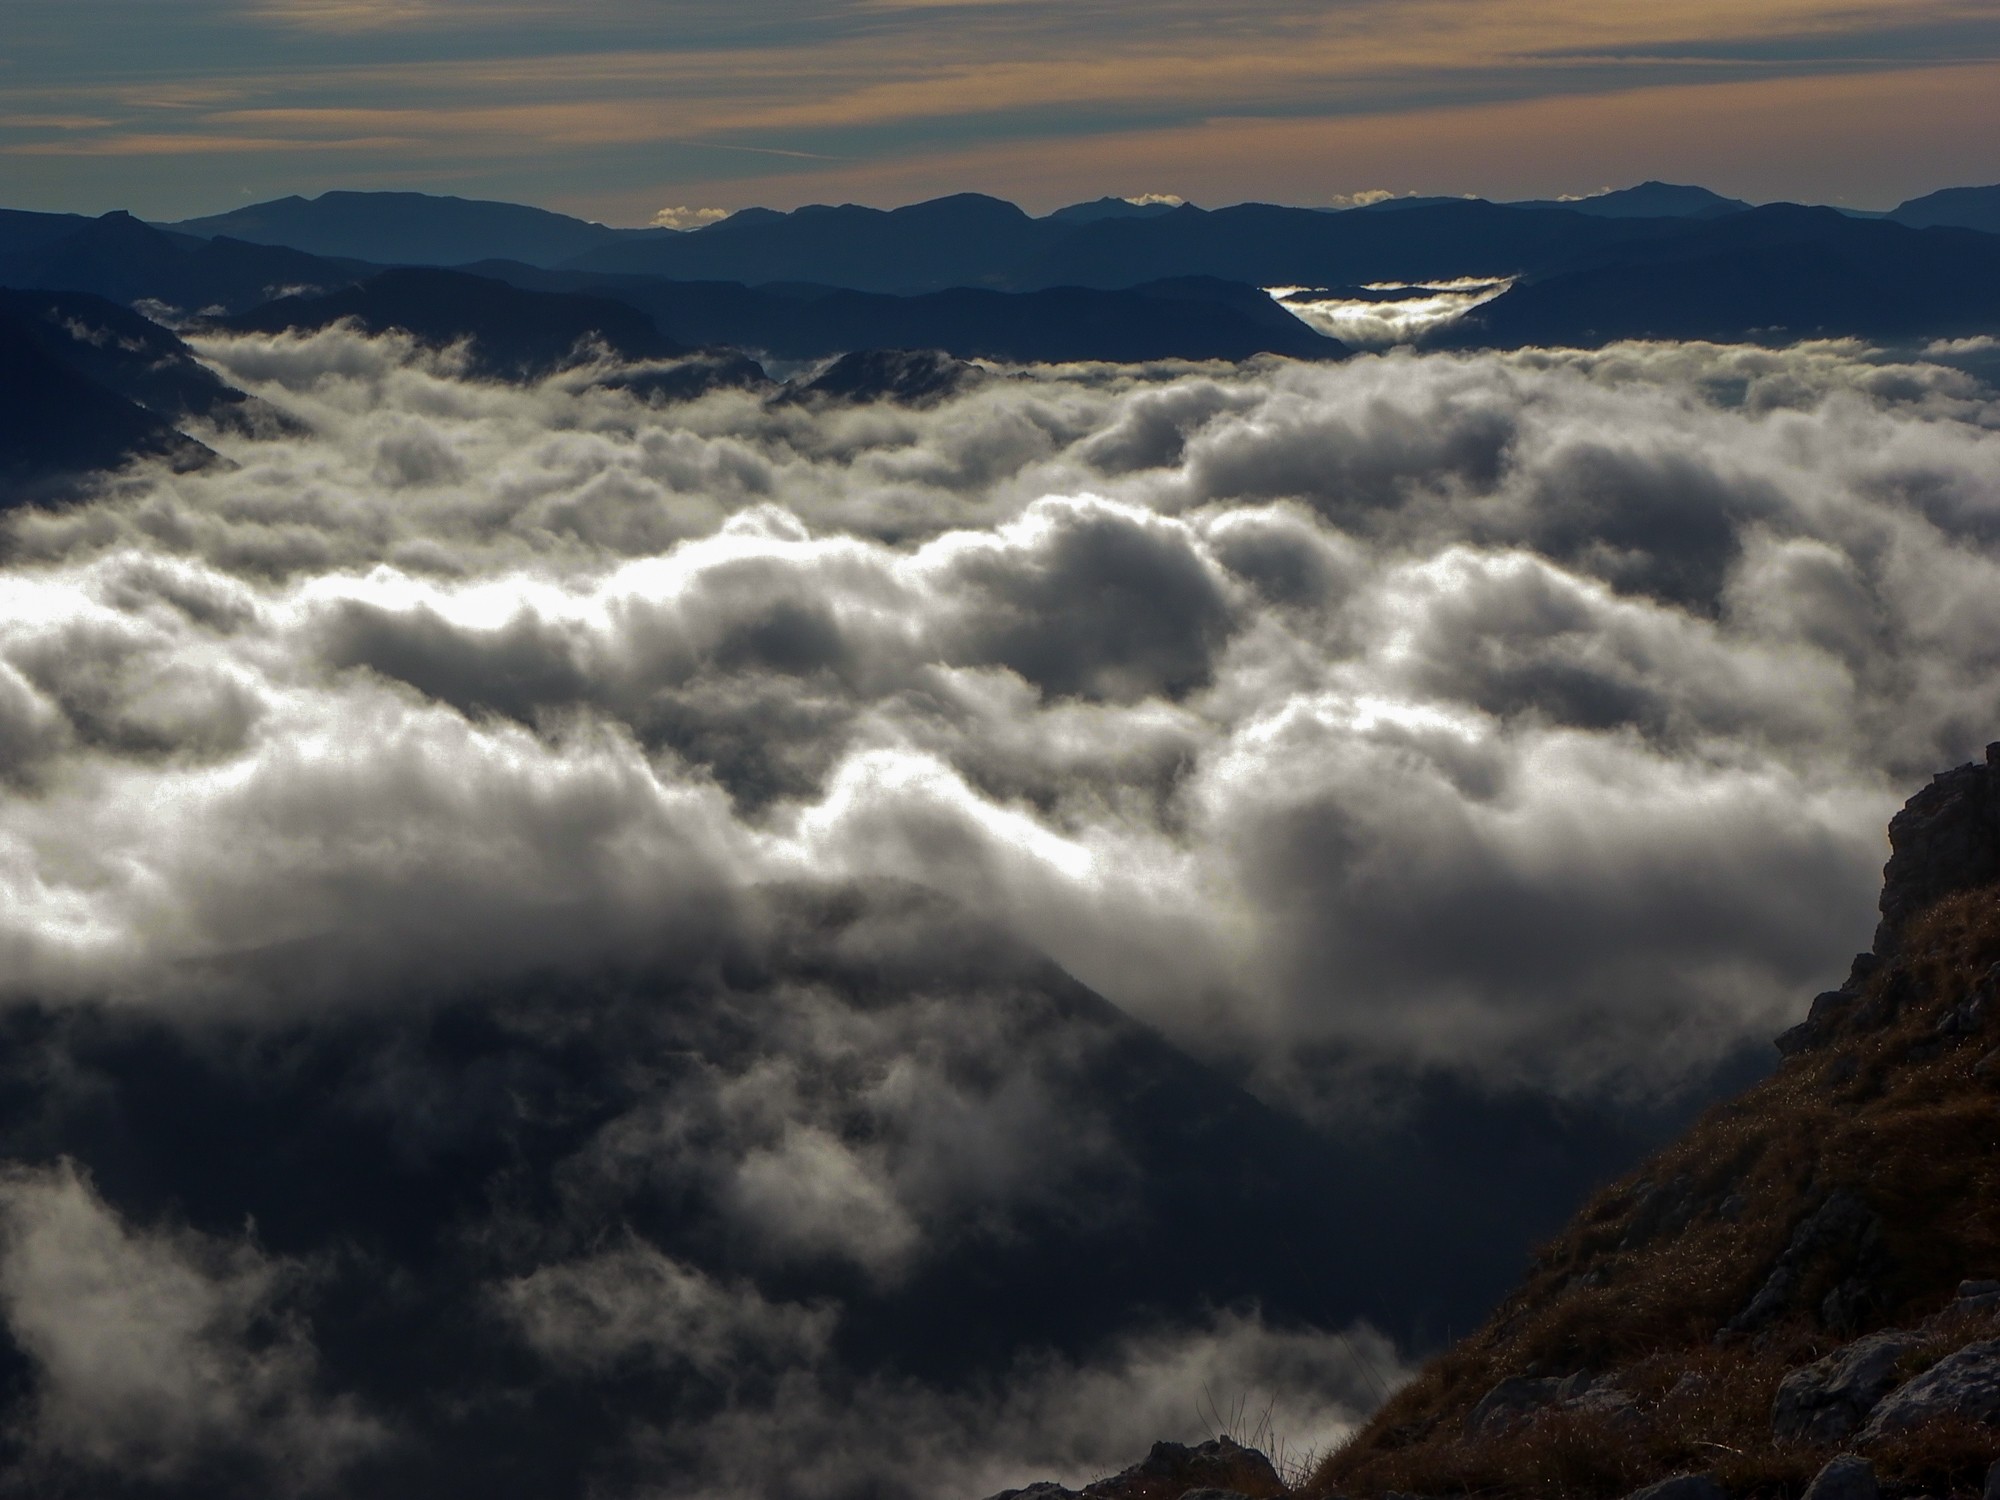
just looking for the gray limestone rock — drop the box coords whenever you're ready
[1725,1190,1882,1336]
[1773,1330,1921,1441]
[1955,1279,2000,1316]
[1859,1337,2000,1439]
[1801,1455,1879,1500]
[1621,1472,1726,1500]
[1463,1375,1565,1435]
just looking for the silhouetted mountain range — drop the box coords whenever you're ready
[1,287,292,434]
[456,265,1344,362]
[0,210,370,315]
[1889,183,2000,236]
[167,190,651,269]
[1503,181,1754,218]
[0,286,292,497]
[0,310,211,499]
[2,181,1998,497]
[1446,204,2000,348]
[223,266,687,378]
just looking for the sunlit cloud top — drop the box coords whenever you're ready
[1,0,1996,221]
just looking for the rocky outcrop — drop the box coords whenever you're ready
[1771,1330,1923,1440]
[1722,1189,1885,1338]
[1859,1338,2000,1439]
[1873,745,2000,957]
[985,1437,1283,1500]
[1463,1375,1568,1436]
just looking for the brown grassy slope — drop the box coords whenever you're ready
[1309,883,2000,1500]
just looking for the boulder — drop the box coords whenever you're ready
[1463,1375,1565,1436]
[1621,1473,1726,1500]
[1774,1330,1922,1441]
[1859,1337,2000,1439]
[1568,1386,1643,1430]
[1801,1455,1878,1500]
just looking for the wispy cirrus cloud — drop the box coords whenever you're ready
[0,0,1994,215]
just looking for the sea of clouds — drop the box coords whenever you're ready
[0,329,1997,1497]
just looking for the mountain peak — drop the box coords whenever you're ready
[1874,744,2000,957]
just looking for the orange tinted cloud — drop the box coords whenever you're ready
[2,0,1996,216]
[585,59,2000,217]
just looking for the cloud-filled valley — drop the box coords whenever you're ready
[2,328,1999,1497]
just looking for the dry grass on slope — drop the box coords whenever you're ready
[1310,884,2000,1500]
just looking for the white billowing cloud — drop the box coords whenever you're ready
[652,205,732,230]
[5,333,2000,1105]
[7,325,2000,1497]
[1276,280,1511,348]
[0,1161,382,1487]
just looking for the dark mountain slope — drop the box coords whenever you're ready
[1311,746,2000,1500]
[559,194,1710,295]
[167,190,645,268]
[1505,183,1753,219]
[563,192,1061,293]
[1013,200,1701,292]
[0,212,370,314]
[1890,186,2000,236]
[0,207,95,258]
[0,308,215,502]
[1446,206,2000,348]
[220,266,686,377]
[1045,197,1187,225]
[0,287,295,434]
[456,265,1343,362]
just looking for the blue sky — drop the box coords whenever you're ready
[2,0,1997,222]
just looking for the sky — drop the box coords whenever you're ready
[2,0,1998,223]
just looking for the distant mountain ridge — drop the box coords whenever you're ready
[142,181,2000,300]
[1890,183,2000,236]
[1503,181,1753,218]
[0,287,268,498]
[166,190,653,269]
[0,210,371,315]
[1443,203,2000,349]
